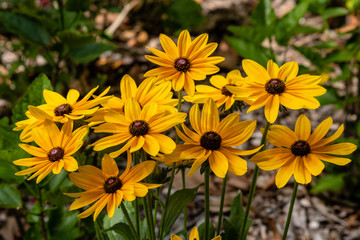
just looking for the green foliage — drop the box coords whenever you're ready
[221,191,252,240]
[162,187,198,236]
[0,184,22,208]
[164,0,205,32]
[0,11,51,45]
[198,221,215,240]
[11,73,53,124]
[66,0,92,12]
[310,174,346,193]
[69,42,116,63]
[104,223,134,240]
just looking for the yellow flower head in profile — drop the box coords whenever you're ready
[166,98,261,178]
[36,86,111,123]
[251,114,357,188]
[92,98,187,158]
[227,59,326,123]
[144,30,224,96]
[87,75,177,125]
[14,120,89,183]
[65,153,160,220]
[184,70,251,111]
[171,226,221,240]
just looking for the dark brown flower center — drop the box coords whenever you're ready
[129,120,149,136]
[48,147,64,162]
[265,78,285,94]
[174,57,190,72]
[221,86,233,97]
[200,131,222,150]
[291,140,311,156]
[54,103,72,116]
[104,177,122,193]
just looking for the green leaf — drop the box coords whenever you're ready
[317,87,341,106]
[220,219,238,240]
[104,223,134,240]
[57,30,96,49]
[164,0,205,31]
[48,206,84,240]
[314,40,339,49]
[0,11,51,45]
[325,49,357,63]
[323,7,348,20]
[250,0,276,31]
[0,184,22,208]
[198,221,215,240]
[308,0,330,14]
[292,46,324,67]
[227,25,268,45]
[275,0,310,46]
[0,117,21,149]
[162,187,198,236]
[0,151,27,184]
[310,174,346,193]
[69,42,116,63]
[11,73,53,124]
[225,35,275,66]
[66,0,92,11]
[293,25,323,34]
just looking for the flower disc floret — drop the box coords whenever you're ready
[291,140,311,156]
[200,131,222,150]
[54,103,72,116]
[104,177,123,193]
[174,58,190,72]
[221,86,233,97]
[129,120,149,136]
[265,79,285,94]
[48,147,64,162]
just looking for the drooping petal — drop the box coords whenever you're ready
[294,114,311,140]
[303,154,325,176]
[275,156,296,188]
[209,150,228,178]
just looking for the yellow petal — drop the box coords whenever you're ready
[19,144,47,157]
[130,136,145,153]
[177,30,191,57]
[159,33,178,58]
[267,60,279,78]
[209,150,228,178]
[189,104,202,134]
[210,75,226,89]
[275,156,296,188]
[307,117,332,145]
[52,160,64,174]
[303,154,324,176]
[312,143,357,155]
[315,153,351,166]
[201,98,219,132]
[293,157,312,184]
[294,114,311,140]
[102,154,119,177]
[133,183,148,197]
[69,190,105,210]
[251,148,293,171]
[120,75,138,100]
[171,234,182,240]
[67,89,80,105]
[266,125,298,148]
[142,134,160,156]
[122,161,156,184]
[188,157,208,177]
[43,89,67,106]
[242,59,270,83]
[264,94,280,123]
[151,133,176,154]
[94,194,111,220]
[190,226,200,240]
[124,98,141,123]
[184,72,195,96]
[220,148,247,176]
[278,61,298,81]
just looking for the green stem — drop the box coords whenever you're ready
[204,166,210,240]
[38,187,48,240]
[181,168,187,238]
[143,197,155,240]
[282,182,298,240]
[216,173,228,235]
[121,203,139,240]
[133,152,140,236]
[94,218,106,240]
[56,0,65,30]
[153,188,160,225]
[239,121,271,239]
[159,89,183,240]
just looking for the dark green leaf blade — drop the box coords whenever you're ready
[0,184,22,208]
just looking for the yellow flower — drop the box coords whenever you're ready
[14,120,89,183]
[144,30,224,96]
[65,153,160,220]
[91,98,187,157]
[166,98,261,178]
[184,70,251,111]
[87,75,177,125]
[227,60,326,123]
[171,226,221,240]
[251,114,357,188]
[36,86,111,123]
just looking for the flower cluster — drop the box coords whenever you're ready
[13,29,357,239]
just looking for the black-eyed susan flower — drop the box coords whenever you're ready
[91,98,186,157]
[165,98,261,178]
[87,75,177,125]
[184,70,251,111]
[144,30,224,96]
[36,86,111,123]
[227,60,326,123]
[250,114,357,188]
[171,226,221,240]
[14,120,88,183]
[65,153,160,220]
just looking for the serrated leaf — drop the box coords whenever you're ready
[310,174,346,193]
[11,73,53,124]
[225,35,275,66]
[69,42,116,63]
[162,187,198,236]
[0,11,51,45]
[275,0,310,46]
[0,184,22,208]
